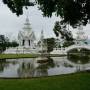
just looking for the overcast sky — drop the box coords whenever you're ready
[0,1,90,41]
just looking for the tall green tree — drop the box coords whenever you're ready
[44,38,55,52]
[53,21,74,41]
[36,0,90,27]
[53,21,75,47]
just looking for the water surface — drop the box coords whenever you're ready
[0,56,90,78]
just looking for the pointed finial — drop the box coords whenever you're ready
[40,29,44,41]
[41,29,43,35]
[41,26,44,34]
[27,11,29,18]
[26,11,29,23]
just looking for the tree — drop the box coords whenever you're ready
[0,35,7,53]
[36,0,90,27]
[44,38,55,52]
[10,41,19,47]
[53,21,75,47]
[53,21,74,41]
[63,40,75,47]
[2,0,34,16]
[2,0,90,27]
[0,35,19,53]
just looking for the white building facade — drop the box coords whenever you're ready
[18,16,36,49]
[4,17,38,54]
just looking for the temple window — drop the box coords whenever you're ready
[29,40,30,46]
[22,40,25,46]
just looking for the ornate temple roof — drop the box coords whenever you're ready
[18,16,36,40]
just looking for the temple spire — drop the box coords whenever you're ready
[18,13,36,48]
[26,11,29,23]
[23,13,32,31]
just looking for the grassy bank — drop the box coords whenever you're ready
[0,54,38,59]
[0,54,66,59]
[0,72,90,90]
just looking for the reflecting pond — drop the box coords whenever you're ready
[0,56,90,78]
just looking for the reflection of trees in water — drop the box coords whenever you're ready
[53,57,74,68]
[35,57,55,77]
[35,66,48,77]
[17,58,56,77]
[67,55,90,64]
[0,59,9,72]
[67,48,90,65]
[17,57,89,78]
[0,59,18,72]
[67,55,90,72]
[68,48,90,61]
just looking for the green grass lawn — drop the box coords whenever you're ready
[0,72,90,90]
[0,54,38,59]
[0,54,66,59]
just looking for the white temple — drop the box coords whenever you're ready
[4,16,38,54]
[18,16,36,49]
[4,15,48,54]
